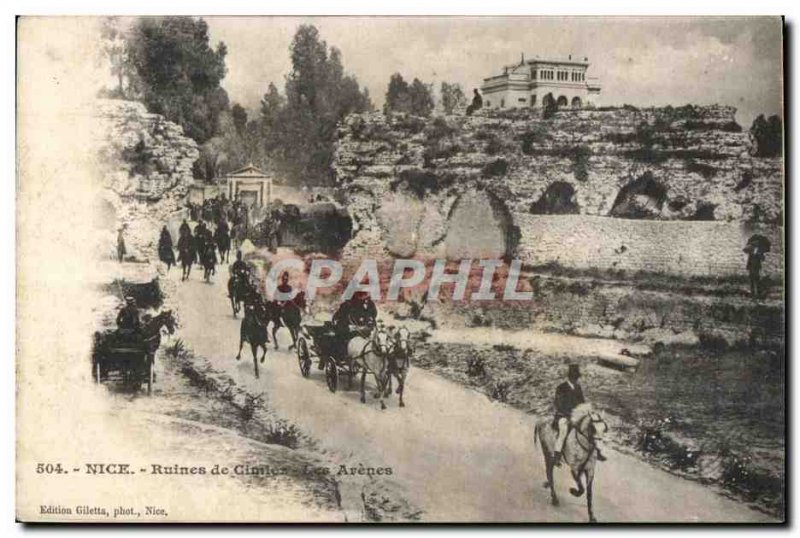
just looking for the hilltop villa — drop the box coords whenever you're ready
[481,54,601,110]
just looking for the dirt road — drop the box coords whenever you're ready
[168,266,775,523]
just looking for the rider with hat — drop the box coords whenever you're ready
[116,296,141,342]
[553,364,606,466]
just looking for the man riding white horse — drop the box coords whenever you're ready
[553,364,606,467]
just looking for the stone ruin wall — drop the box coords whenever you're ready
[95,99,199,261]
[333,105,783,278]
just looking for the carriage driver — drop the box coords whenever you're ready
[276,272,293,307]
[553,364,606,467]
[116,296,141,340]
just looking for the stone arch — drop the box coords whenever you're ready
[571,96,582,109]
[542,93,556,109]
[445,189,518,260]
[609,172,668,219]
[556,95,568,108]
[530,182,580,214]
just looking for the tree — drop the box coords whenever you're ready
[231,103,248,137]
[384,73,412,115]
[409,79,434,117]
[750,114,783,158]
[125,17,230,143]
[268,24,372,185]
[99,17,140,99]
[440,82,466,115]
[384,74,434,117]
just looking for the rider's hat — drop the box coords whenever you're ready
[567,363,581,379]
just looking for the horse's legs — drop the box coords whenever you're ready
[251,343,259,378]
[376,374,387,410]
[398,373,406,407]
[272,322,280,350]
[586,471,596,523]
[260,343,267,364]
[288,325,297,351]
[359,370,367,404]
[236,334,244,361]
[383,376,393,398]
[545,458,558,506]
[569,470,585,497]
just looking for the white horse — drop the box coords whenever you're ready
[348,326,393,410]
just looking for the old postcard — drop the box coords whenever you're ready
[16,16,785,523]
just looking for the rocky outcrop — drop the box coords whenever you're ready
[333,106,783,277]
[95,99,199,260]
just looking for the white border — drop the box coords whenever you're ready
[3,2,796,536]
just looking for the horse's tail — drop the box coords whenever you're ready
[533,421,540,447]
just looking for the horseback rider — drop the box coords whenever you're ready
[202,241,218,281]
[158,226,175,267]
[194,221,208,263]
[553,364,606,467]
[231,250,249,280]
[179,218,191,238]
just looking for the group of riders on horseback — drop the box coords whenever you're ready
[158,217,239,282]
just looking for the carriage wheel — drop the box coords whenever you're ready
[325,360,338,393]
[297,337,311,378]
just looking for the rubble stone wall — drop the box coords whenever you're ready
[516,215,783,278]
[95,99,199,260]
[334,105,783,278]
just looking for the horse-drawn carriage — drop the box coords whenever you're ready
[91,310,176,396]
[296,321,370,393]
[296,320,412,409]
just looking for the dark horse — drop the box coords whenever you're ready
[262,292,307,350]
[236,300,269,378]
[533,403,609,522]
[215,226,231,264]
[177,233,195,281]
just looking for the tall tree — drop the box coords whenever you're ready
[440,82,466,115]
[276,24,372,185]
[409,78,434,117]
[750,114,783,158]
[384,73,434,117]
[384,73,412,115]
[231,103,248,137]
[125,16,230,144]
[99,17,139,99]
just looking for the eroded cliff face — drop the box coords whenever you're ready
[95,99,199,260]
[333,106,782,277]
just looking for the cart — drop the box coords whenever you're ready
[92,333,156,395]
[296,322,368,393]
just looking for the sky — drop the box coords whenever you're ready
[204,16,783,126]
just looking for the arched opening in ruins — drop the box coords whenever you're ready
[530,182,580,214]
[445,190,518,260]
[542,93,556,110]
[556,95,569,108]
[571,96,582,109]
[609,172,668,219]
